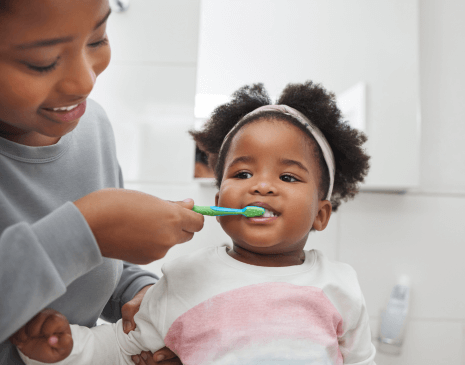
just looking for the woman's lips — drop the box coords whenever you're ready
[42,100,87,123]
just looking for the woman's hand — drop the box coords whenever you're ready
[121,285,152,333]
[132,348,182,365]
[74,189,204,265]
[123,286,182,364]
[9,309,73,363]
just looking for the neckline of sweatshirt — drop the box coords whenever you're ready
[0,130,73,163]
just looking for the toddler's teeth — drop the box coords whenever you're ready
[262,208,276,217]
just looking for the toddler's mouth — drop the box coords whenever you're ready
[262,208,278,218]
[246,202,280,219]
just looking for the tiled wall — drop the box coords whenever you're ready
[347,2,465,363]
[91,1,465,364]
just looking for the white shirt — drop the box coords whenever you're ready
[21,245,376,365]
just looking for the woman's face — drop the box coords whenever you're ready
[216,119,332,257]
[0,0,111,146]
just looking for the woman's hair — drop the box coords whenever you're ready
[190,81,370,212]
[0,0,12,15]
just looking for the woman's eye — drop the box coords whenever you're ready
[88,37,109,48]
[235,171,252,179]
[280,174,298,183]
[26,60,58,73]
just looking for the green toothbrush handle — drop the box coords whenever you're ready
[192,205,239,216]
[192,205,217,216]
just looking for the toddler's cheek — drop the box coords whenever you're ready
[286,208,313,234]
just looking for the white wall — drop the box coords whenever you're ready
[196,0,421,190]
[91,1,465,363]
[90,0,201,184]
[346,1,465,363]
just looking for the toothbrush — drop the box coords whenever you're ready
[192,205,265,217]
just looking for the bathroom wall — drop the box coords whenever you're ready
[90,1,465,363]
[196,0,421,191]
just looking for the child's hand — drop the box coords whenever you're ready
[9,309,73,363]
[74,189,204,265]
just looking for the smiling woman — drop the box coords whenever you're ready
[0,1,200,364]
[0,0,111,146]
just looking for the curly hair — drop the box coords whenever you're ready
[190,81,370,212]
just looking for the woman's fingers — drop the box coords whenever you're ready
[172,200,204,234]
[132,351,155,365]
[132,349,181,365]
[121,305,138,334]
[9,327,27,347]
[178,230,195,244]
[121,285,153,334]
[42,315,73,359]
[56,332,73,355]
[153,347,181,363]
[24,310,53,338]
[75,190,205,265]
[156,356,183,364]
[141,351,155,364]
[158,359,182,365]
[41,310,70,337]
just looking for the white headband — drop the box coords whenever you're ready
[218,104,335,200]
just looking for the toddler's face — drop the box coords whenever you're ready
[216,119,331,256]
[0,0,111,146]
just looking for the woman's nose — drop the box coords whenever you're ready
[57,56,96,97]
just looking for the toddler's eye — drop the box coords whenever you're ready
[235,171,252,179]
[280,174,298,183]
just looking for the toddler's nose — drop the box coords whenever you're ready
[253,181,276,195]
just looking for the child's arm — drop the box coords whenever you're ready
[338,297,377,365]
[15,281,169,365]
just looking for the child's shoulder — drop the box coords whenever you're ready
[161,245,222,278]
[311,249,358,275]
[310,249,364,298]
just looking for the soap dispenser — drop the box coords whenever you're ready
[378,275,410,355]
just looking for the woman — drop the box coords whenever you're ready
[0,0,203,363]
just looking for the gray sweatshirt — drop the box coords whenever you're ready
[0,100,158,364]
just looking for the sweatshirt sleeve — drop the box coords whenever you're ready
[99,166,159,323]
[19,324,129,365]
[0,202,103,343]
[100,262,159,323]
[339,295,377,365]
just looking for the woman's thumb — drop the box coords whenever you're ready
[174,198,195,210]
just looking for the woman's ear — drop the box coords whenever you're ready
[312,200,332,231]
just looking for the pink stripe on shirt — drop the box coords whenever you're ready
[164,282,343,364]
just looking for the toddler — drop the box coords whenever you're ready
[17,81,375,364]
